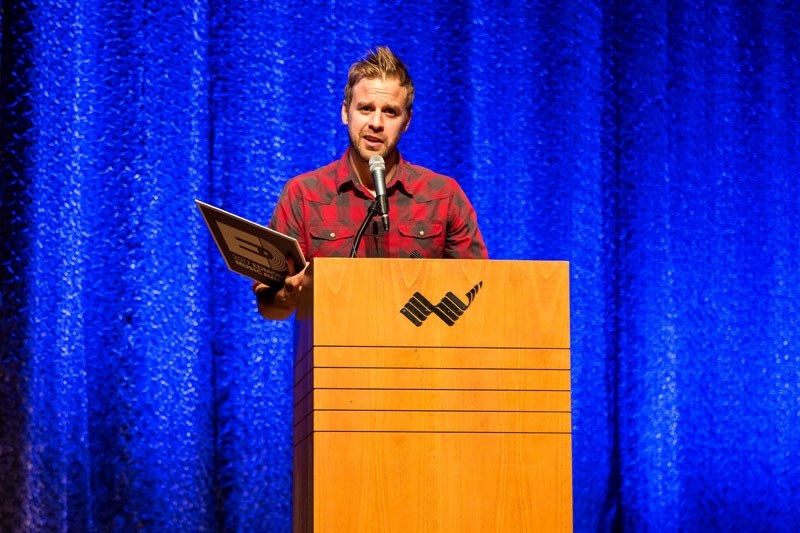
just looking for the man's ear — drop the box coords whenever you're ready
[403,109,413,132]
[341,102,349,125]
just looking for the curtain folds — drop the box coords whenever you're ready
[1,0,798,531]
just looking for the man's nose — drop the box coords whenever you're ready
[368,111,383,130]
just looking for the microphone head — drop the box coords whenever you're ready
[369,155,385,173]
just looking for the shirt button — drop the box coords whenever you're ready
[419,230,425,236]
[330,232,335,238]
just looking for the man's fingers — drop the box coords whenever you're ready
[277,283,301,307]
[275,259,308,309]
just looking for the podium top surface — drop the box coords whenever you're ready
[296,258,569,350]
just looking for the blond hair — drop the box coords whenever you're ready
[343,46,415,112]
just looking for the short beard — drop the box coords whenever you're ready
[349,135,397,166]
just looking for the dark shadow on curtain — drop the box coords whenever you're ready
[0,1,34,530]
[600,0,624,530]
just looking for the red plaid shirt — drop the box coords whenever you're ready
[269,149,488,261]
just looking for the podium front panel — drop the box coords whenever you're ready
[293,259,572,532]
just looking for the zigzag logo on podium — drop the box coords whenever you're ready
[400,281,483,327]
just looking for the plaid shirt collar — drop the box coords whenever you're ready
[334,148,413,197]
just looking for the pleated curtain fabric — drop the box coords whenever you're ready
[1,0,799,531]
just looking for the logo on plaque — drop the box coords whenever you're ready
[400,281,483,327]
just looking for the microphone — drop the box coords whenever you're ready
[369,155,389,231]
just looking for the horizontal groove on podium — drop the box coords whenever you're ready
[294,347,570,381]
[294,368,570,402]
[292,360,573,445]
[295,389,570,414]
[293,410,571,444]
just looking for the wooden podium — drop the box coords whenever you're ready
[293,258,571,532]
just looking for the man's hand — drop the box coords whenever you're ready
[253,257,309,320]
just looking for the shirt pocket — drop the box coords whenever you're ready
[309,223,356,258]
[397,220,445,258]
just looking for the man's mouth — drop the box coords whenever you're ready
[363,135,383,147]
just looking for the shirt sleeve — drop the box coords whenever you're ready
[445,182,489,259]
[269,180,309,260]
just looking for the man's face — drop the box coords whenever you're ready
[342,76,412,164]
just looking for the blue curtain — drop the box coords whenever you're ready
[2,0,799,531]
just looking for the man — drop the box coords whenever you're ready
[255,46,488,320]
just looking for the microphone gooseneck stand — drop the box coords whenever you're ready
[349,199,380,258]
